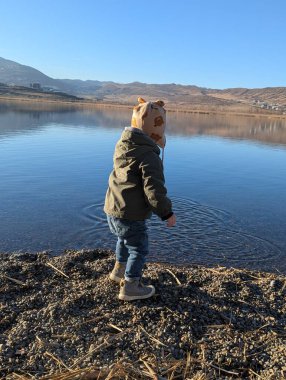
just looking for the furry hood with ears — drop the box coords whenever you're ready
[131,97,166,148]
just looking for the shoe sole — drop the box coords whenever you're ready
[118,286,155,301]
[109,273,122,284]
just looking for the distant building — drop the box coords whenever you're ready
[42,86,59,92]
[30,82,42,90]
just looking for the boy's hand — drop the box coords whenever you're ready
[167,213,176,227]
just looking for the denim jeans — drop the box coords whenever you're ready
[107,215,149,280]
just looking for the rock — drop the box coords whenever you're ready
[0,249,285,379]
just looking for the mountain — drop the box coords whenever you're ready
[209,87,286,107]
[1,57,286,111]
[0,57,63,89]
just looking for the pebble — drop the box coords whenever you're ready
[0,249,285,379]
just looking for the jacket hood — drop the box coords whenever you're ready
[119,129,161,157]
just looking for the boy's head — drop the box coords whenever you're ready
[131,97,166,148]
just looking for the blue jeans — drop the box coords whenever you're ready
[107,215,149,280]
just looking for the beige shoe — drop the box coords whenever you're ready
[119,279,155,301]
[109,261,126,283]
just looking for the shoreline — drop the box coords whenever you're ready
[1,95,286,120]
[1,249,285,379]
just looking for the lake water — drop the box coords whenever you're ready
[1,103,286,273]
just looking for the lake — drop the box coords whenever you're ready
[0,102,286,273]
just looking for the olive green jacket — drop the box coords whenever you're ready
[104,128,173,221]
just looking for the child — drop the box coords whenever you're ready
[104,97,176,301]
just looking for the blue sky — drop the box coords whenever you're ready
[1,0,285,89]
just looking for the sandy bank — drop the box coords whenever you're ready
[0,249,285,379]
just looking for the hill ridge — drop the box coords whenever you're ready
[1,57,286,111]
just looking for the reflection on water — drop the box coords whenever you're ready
[1,102,286,146]
[167,112,286,146]
[0,103,130,137]
[0,103,286,273]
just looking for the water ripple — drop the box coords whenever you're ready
[76,197,283,271]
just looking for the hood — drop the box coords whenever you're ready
[130,97,166,148]
[117,129,161,159]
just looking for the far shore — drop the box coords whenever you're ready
[1,95,286,120]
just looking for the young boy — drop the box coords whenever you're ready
[104,97,176,301]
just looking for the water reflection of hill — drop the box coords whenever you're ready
[167,113,286,146]
[0,104,286,147]
[0,104,130,138]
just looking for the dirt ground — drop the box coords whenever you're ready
[0,249,285,379]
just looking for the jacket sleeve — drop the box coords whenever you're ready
[139,152,173,220]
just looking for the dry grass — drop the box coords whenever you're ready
[6,354,280,380]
